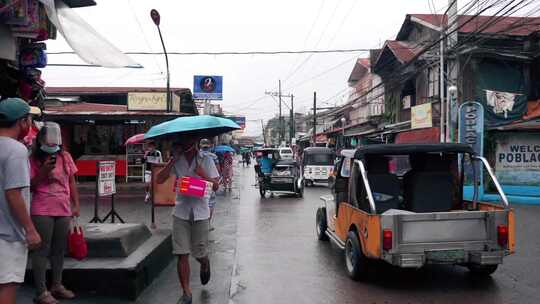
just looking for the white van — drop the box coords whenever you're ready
[279,147,294,160]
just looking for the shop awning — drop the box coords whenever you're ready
[395,127,440,144]
[43,102,191,121]
[495,118,540,130]
[41,0,139,68]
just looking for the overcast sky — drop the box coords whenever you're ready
[44,0,465,136]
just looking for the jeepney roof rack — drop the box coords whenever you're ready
[353,144,475,159]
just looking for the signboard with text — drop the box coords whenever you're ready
[411,103,433,129]
[495,132,540,186]
[127,92,167,111]
[193,75,223,100]
[458,101,484,187]
[98,161,116,196]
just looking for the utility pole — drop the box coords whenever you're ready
[278,80,282,145]
[439,23,446,143]
[446,0,458,142]
[313,92,317,146]
[261,119,267,146]
[265,81,293,146]
[289,94,294,145]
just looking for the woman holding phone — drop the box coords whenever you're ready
[29,122,80,304]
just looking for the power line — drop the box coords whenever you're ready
[281,0,343,83]
[127,0,164,76]
[47,48,372,56]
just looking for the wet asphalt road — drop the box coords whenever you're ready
[230,166,540,304]
[16,161,540,303]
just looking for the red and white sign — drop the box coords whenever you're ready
[98,161,116,196]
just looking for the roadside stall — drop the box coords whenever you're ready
[0,0,57,109]
[43,101,189,180]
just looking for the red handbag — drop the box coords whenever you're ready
[68,218,88,260]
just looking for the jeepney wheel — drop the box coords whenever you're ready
[316,208,328,241]
[467,264,498,276]
[306,180,313,187]
[345,231,368,281]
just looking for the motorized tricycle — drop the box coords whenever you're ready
[317,144,515,280]
[256,158,304,198]
[302,147,335,187]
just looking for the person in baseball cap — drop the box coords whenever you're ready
[0,98,39,141]
[0,97,42,303]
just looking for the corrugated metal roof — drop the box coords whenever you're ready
[408,14,540,37]
[347,58,371,84]
[386,40,423,64]
[43,102,190,116]
[46,87,190,95]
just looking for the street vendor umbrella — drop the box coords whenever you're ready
[214,145,236,154]
[144,115,241,140]
[125,133,146,145]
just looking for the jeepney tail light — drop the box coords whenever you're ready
[497,225,508,247]
[383,229,393,251]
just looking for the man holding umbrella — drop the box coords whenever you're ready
[145,115,240,304]
[156,136,219,304]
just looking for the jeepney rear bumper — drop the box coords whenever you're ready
[382,250,506,268]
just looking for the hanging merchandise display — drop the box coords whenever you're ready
[0,0,54,107]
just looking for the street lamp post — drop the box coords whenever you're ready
[340,117,346,148]
[150,9,171,112]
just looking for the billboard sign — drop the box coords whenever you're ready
[98,161,116,196]
[193,75,223,100]
[495,132,540,186]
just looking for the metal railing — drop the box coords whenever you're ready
[354,160,377,214]
[473,156,510,208]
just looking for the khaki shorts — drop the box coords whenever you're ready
[172,216,209,258]
[0,239,28,284]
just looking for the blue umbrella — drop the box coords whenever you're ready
[144,115,241,140]
[214,145,235,154]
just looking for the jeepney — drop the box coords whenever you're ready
[302,147,335,187]
[317,144,515,280]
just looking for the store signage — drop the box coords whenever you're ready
[495,133,540,186]
[458,101,484,188]
[128,92,167,111]
[411,103,433,129]
[98,161,116,196]
[458,101,484,154]
[193,75,223,100]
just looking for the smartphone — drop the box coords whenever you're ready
[50,154,57,164]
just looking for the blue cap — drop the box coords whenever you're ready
[0,98,31,122]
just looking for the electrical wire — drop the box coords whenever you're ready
[127,0,164,76]
[280,0,343,84]
[47,48,373,56]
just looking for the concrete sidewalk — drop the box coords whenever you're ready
[17,172,241,303]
